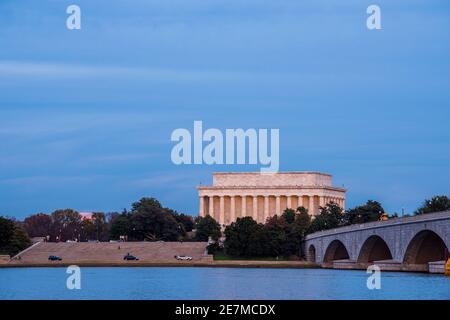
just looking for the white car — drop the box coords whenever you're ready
[175,255,193,261]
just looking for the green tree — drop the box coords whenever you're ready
[294,207,311,238]
[343,200,384,225]
[247,225,271,257]
[194,215,221,241]
[0,217,15,250]
[291,207,312,257]
[224,217,263,257]
[129,197,182,241]
[308,202,344,233]
[5,227,32,256]
[265,208,311,257]
[172,211,195,232]
[282,208,296,224]
[296,206,308,216]
[415,195,450,215]
[264,215,288,257]
[109,212,131,240]
[0,217,31,256]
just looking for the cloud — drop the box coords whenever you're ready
[0,175,99,186]
[125,171,205,189]
[0,60,346,85]
[0,110,163,137]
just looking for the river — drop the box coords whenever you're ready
[0,267,449,300]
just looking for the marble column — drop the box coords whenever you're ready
[298,196,304,208]
[219,196,225,226]
[253,196,258,221]
[309,196,315,215]
[230,196,236,223]
[264,196,269,222]
[242,196,247,217]
[287,196,292,209]
[199,196,205,217]
[209,196,214,219]
[319,196,325,208]
[275,196,281,215]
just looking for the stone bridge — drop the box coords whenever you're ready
[304,211,450,273]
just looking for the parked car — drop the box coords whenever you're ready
[48,255,62,261]
[123,253,139,261]
[175,255,193,261]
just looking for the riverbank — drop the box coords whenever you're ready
[2,259,318,269]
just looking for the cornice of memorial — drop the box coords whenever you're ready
[197,185,347,192]
[212,171,332,177]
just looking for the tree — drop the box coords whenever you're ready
[0,217,31,256]
[282,208,296,224]
[194,215,221,241]
[109,212,131,240]
[5,227,31,256]
[172,212,195,232]
[247,225,271,257]
[79,213,108,241]
[293,207,311,238]
[415,195,450,215]
[291,207,312,257]
[129,197,182,241]
[343,200,384,225]
[308,202,344,234]
[264,215,288,257]
[91,212,108,241]
[24,213,52,238]
[264,208,311,257]
[0,217,15,250]
[224,217,263,257]
[51,209,82,241]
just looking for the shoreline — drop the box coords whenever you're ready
[0,260,444,276]
[0,261,438,274]
[1,260,319,269]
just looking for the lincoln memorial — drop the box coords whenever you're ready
[197,172,347,225]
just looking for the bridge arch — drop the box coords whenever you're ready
[308,245,316,263]
[403,230,449,264]
[323,240,350,262]
[357,235,393,263]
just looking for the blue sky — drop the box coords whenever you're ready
[0,0,449,219]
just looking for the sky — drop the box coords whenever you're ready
[0,0,449,219]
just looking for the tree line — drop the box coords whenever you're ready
[209,195,450,259]
[0,195,448,257]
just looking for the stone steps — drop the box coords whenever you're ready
[12,242,209,264]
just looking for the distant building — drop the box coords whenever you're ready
[79,212,93,221]
[197,172,346,225]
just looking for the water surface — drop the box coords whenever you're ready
[0,267,449,300]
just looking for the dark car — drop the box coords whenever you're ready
[48,255,62,261]
[123,253,139,261]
